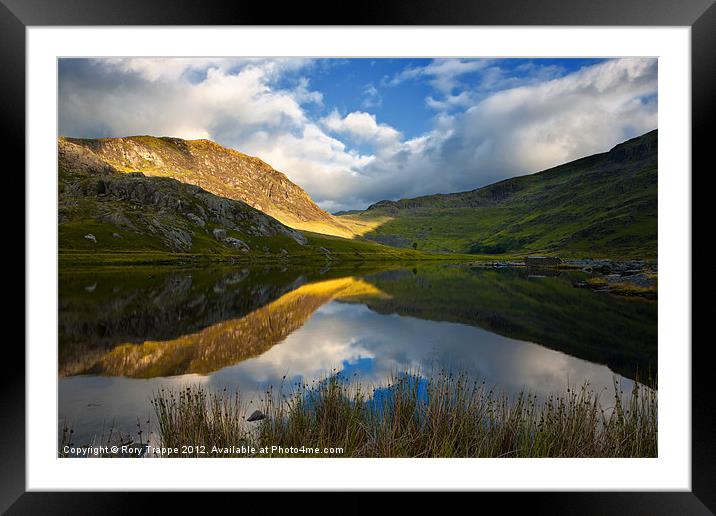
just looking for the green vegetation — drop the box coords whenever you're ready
[339,130,657,259]
[149,371,656,458]
[58,157,313,258]
[303,231,474,262]
[58,231,475,267]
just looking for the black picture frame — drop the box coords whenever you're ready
[6,0,714,512]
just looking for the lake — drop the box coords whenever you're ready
[58,263,657,446]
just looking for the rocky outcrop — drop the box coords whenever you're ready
[564,259,654,274]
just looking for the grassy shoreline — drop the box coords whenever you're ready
[57,249,480,267]
[139,371,656,458]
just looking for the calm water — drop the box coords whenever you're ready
[59,263,657,445]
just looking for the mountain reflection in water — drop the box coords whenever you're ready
[59,263,656,443]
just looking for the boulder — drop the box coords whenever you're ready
[281,227,308,245]
[164,228,192,251]
[224,237,250,252]
[212,228,227,240]
[186,213,206,227]
[84,234,97,243]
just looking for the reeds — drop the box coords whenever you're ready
[151,386,249,452]
[149,371,657,458]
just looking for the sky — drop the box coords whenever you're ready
[58,57,657,212]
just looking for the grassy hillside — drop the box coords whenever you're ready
[339,130,657,259]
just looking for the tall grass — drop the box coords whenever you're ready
[149,371,656,458]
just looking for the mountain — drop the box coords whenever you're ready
[58,138,432,263]
[59,137,310,255]
[60,135,354,238]
[338,130,658,259]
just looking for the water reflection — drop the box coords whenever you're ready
[69,277,387,377]
[59,263,657,444]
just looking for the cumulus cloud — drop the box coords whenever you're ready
[321,110,401,149]
[59,57,657,212]
[436,57,658,185]
[59,58,375,207]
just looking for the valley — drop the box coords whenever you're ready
[58,130,658,264]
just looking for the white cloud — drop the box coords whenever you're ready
[425,90,474,110]
[321,110,401,148]
[445,57,658,178]
[59,57,657,212]
[351,57,657,203]
[391,58,568,111]
[389,58,491,94]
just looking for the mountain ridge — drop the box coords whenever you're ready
[364,130,657,213]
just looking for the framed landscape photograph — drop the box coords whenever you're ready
[9,0,714,511]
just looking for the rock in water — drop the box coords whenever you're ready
[246,410,266,422]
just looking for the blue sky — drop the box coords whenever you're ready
[299,58,607,140]
[58,57,657,212]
